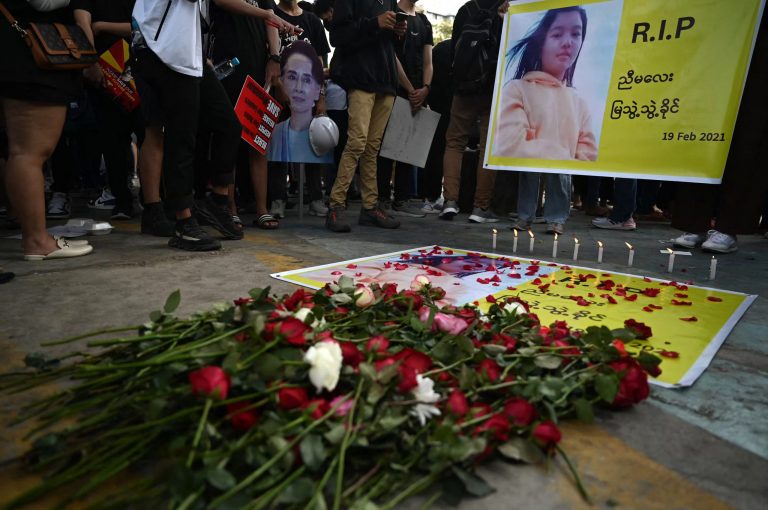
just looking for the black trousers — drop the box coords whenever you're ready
[194,65,240,197]
[376,156,413,204]
[133,48,200,212]
[91,91,145,210]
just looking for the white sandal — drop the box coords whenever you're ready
[53,235,90,247]
[24,238,94,261]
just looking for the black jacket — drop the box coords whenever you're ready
[450,0,505,63]
[329,0,398,95]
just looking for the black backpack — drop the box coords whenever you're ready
[452,0,504,96]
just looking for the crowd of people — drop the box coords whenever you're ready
[0,0,766,261]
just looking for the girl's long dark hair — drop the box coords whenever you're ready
[505,7,587,87]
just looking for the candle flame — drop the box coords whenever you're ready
[513,229,518,238]
[625,242,633,250]
[598,241,603,248]
[574,237,579,244]
[528,230,534,238]
[492,229,497,235]
[667,248,674,254]
[554,233,558,240]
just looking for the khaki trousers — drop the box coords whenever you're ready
[330,90,395,210]
[442,93,496,210]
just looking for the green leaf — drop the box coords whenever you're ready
[252,353,281,380]
[338,275,355,293]
[206,466,236,490]
[451,466,496,497]
[149,310,163,323]
[367,382,388,405]
[248,287,269,301]
[610,328,636,341]
[379,414,408,430]
[164,289,181,314]
[275,477,315,504]
[358,362,377,381]
[410,315,425,332]
[482,344,507,356]
[498,437,545,464]
[595,373,620,403]
[540,378,565,399]
[430,338,457,364]
[331,293,353,305]
[534,355,562,369]
[376,363,400,385]
[324,424,346,445]
[299,434,327,472]
[574,398,594,423]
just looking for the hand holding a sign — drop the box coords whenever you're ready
[266,13,302,36]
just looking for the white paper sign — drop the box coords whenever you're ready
[379,97,441,168]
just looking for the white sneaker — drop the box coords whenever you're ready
[702,230,737,253]
[270,199,286,219]
[46,192,70,219]
[420,199,441,214]
[88,189,116,210]
[673,232,705,249]
[592,217,637,230]
[308,199,328,216]
[439,200,459,220]
[468,207,499,223]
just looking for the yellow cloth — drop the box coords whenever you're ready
[494,71,597,161]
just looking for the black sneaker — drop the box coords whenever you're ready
[194,196,243,240]
[141,202,175,237]
[110,204,134,220]
[359,207,400,229]
[168,217,221,251]
[326,207,351,233]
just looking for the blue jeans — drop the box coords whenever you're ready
[517,173,572,224]
[610,178,637,222]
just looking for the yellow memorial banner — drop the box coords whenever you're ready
[272,247,756,388]
[484,0,765,183]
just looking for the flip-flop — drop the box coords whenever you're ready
[232,215,245,232]
[254,214,279,230]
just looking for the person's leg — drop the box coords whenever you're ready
[248,150,274,224]
[2,98,68,255]
[329,89,376,209]
[472,95,496,211]
[516,172,541,225]
[608,178,637,222]
[48,135,74,218]
[393,161,413,204]
[635,180,661,215]
[357,92,395,211]
[441,94,473,206]
[93,93,134,216]
[267,162,288,216]
[421,114,448,203]
[306,163,323,202]
[376,156,394,205]
[139,126,164,204]
[672,183,716,233]
[542,173,572,225]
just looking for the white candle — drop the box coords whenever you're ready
[512,229,518,254]
[666,248,675,273]
[528,230,535,254]
[573,238,579,261]
[492,229,497,250]
[625,242,635,267]
[709,256,717,280]
[597,241,604,263]
[552,233,558,258]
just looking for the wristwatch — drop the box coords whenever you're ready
[268,54,281,64]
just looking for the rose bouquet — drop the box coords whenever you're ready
[1,275,660,510]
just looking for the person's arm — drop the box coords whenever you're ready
[409,42,433,111]
[212,0,298,34]
[91,21,131,39]
[396,57,415,95]
[73,8,104,86]
[264,9,282,89]
[330,0,397,49]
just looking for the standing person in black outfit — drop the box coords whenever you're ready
[376,0,433,219]
[268,0,331,218]
[325,0,406,233]
[0,0,93,260]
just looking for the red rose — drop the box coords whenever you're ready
[233,297,253,306]
[476,412,511,442]
[277,387,309,410]
[283,288,312,311]
[446,389,469,417]
[227,402,259,431]
[430,287,447,300]
[532,420,562,447]
[397,365,419,393]
[492,333,517,352]
[455,307,478,321]
[553,339,580,357]
[503,398,536,426]
[189,366,230,400]
[374,357,396,372]
[278,317,311,346]
[393,348,432,373]
[381,283,398,301]
[339,341,363,367]
[624,319,653,340]
[303,398,330,420]
[469,402,493,418]
[366,335,390,354]
[477,359,502,382]
[396,290,423,311]
[611,339,628,357]
[609,359,650,407]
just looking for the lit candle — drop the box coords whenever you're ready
[492,229,497,251]
[552,233,558,258]
[709,256,717,280]
[597,241,604,263]
[528,230,535,254]
[625,242,635,267]
[512,229,518,254]
[666,248,675,273]
[573,238,580,261]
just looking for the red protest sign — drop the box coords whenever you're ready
[234,76,282,155]
[98,39,140,112]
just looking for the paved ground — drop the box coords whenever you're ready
[1,201,767,509]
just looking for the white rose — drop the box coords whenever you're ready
[508,302,527,316]
[410,275,431,291]
[303,341,343,393]
[354,286,375,308]
[294,307,325,329]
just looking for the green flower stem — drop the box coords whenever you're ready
[247,465,308,510]
[340,460,382,499]
[303,456,339,510]
[379,472,440,510]
[333,381,364,510]
[418,490,443,510]
[41,326,140,346]
[422,356,475,377]
[177,488,205,510]
[187,398,213,468]
[209,394,352,508]
[86,333,178,347]
[237,339,280,369]
[555,445,591,503]
[466,378,524,397]
[499,318,525,334]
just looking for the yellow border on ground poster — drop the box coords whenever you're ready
[271,246,756,388]
[484,0,765,183]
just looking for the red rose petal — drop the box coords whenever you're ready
[625,294,638,302]
[331,271,342,275]
[680,316,698,322]
[707,296,723,302]
[642,306,653,313]
[660,350,680,358]
[671,300,692,306]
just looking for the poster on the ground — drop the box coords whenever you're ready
[484,0,765,183]
[380,97,442,168]
[272,246,756,388]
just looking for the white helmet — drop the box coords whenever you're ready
[309,115,339,156]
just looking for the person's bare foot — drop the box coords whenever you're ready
[22,235,59,257]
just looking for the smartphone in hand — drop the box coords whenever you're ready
[395,12,408,23]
